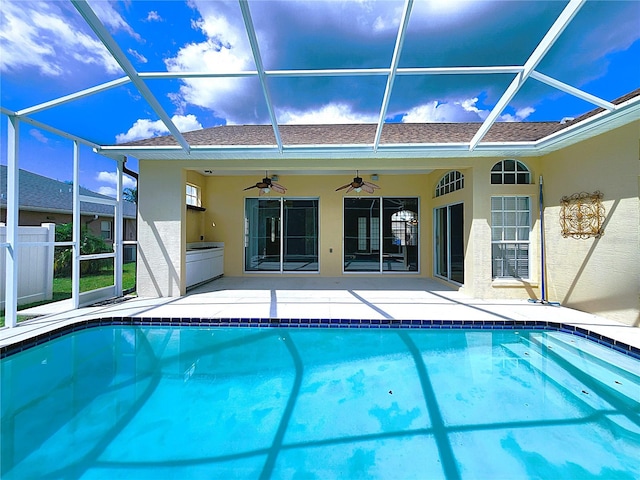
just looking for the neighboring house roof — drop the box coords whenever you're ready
[0,166,137,219]
[117,88,639,149]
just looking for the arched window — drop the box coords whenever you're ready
[491,160,530,185]
[435,170,464,197]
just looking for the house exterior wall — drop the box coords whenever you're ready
[200,173,435,277]
[186,170,207,243]
[540,121,640,326]
[137,162,185,297]
[137,121,639,325]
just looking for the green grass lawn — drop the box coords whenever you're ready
[0,263,136,327]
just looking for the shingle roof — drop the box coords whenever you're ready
[117,88,640,148]
[0,166,136,219]
[119,121,566,147]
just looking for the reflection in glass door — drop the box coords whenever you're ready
[434,203,464,284]
[245,198,281,271]
[344,197,419,272]
[245,198,319,272]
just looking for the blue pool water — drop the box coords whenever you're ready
[1,326,639,479]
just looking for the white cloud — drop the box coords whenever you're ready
[145,11,162,22]
[401,100,483,123]
[29,129,49,144]
[96,171,137,189]
[163,1,260,123]
[116,114,203,143]
[499,106,535,122]
[400,97,535,123]
[97,186,117,197]
[0,1,122,76]
[278,103,378,124]
[88,0,141,41]
[128,48,148,64]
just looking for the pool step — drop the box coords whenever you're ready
[525,332,640,393]
[502,337,640,435]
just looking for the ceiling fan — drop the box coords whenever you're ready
[243,172,287,195]
[335,171,380,194]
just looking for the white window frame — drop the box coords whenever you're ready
[435,170,464,197]
[186,183,201,207]
[100,220,112,240]
[490,159,531,185]
[491,196,531,279]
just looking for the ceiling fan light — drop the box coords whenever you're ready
[355,187,362,193]
[262,187,271,193]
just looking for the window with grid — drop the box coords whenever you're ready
[186,183,201,207]
[491,196,530,278]
[491,160,531,185]
[435,170,464,197]
[100,220,112,240]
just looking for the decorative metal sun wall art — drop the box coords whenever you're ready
[559,191,605,239]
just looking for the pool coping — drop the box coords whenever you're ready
[2,316,639,360]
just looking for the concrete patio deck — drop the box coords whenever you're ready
[2,276,639,352]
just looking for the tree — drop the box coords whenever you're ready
[123,187,137,203]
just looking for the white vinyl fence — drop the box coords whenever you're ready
[0,223,55,309]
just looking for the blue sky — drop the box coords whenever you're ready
[1,0,639,195]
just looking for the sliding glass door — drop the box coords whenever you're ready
[344,197,419,272]
[244,198,318,272]
[434,203,464,284]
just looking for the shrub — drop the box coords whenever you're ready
[54,223,112,277]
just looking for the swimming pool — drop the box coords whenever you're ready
[2,323,639,479]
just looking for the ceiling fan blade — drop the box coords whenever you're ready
[361,183,374,194]
[335,183,350,191]
[346,185,355,193]
[271,183,286,194]
[363,181,380,189]
[243,185,258,191]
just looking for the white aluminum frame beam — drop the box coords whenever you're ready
[19,116,101,149]
[72,142,81,308]
[529,70,615,111]
[71,0,191,154]
[374,0,414,151]
[139,66,524,80]
[238,0,283,153]
[16,77,131,116]
[4,116,20,328]
[114,157,124,296]
[469,0,586,150]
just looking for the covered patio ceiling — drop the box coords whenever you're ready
[1,0,639,168]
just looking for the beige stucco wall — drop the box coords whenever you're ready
[186,170,207,243]
[201,173,435,277]
[137,162,185,297]
[540,121,640,326]
[466,157,542,300]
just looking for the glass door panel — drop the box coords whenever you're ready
[383,198,419,271]
[245,198,281,271]
[435,207,448,278]
[344,198,380,272]
[450,203,464,283]
[434,203,464,284]
[283,199,319,271]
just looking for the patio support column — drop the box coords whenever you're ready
[114,156,124,296]
[72,141,81,308]
[5,116,20,328]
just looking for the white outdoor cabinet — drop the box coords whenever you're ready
[186,243,224,288]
